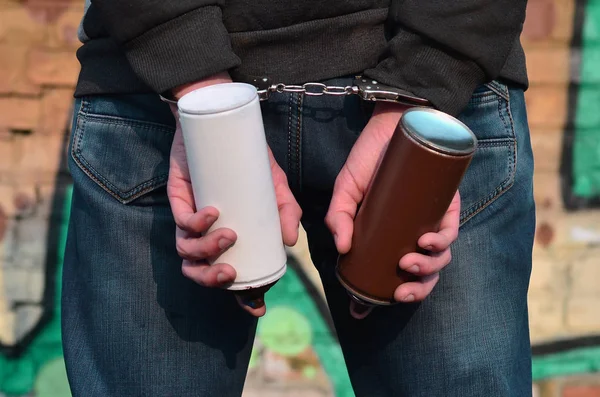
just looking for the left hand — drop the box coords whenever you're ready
[325,102,461,319]
[167,73,302,318]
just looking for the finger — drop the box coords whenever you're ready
[181,260,237,288]
[167,124,210,233]
[394,273,440,303]
[173,206,220,235]
[325,211,354,254]
[235,295,267,318]
[278,201,302,246]
[348,299,374,320]
[438,190,461,243]
[269,149,302,246]
[273,168,302,246]
[176,227,237,261]
[325,170,362,254]
[398,250,452,276]
[418,232,452,253]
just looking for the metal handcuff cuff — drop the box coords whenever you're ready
[160,76,431,107]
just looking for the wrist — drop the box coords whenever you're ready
[170,71,233,100]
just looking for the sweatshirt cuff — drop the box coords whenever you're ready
[363,27,485,116]
[122,6,240,94]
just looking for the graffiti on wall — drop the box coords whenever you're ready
[1,0,600,395]
[0,175,354,396]
[531,0,600,389]
[561,0,600,209]
[0,184,71,396]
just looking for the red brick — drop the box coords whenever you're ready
[526,46,570,85]
[19,0,76,25]
[48,5,84,49]
[14,134,66,183]
[563,385,600,397]
[27,48,79,87]
[0,137,17,175]
[522,0,575,45]
[552,0,576,43]
[39,88,74,134]
[525,85,568,128]
[523,0,556,42]
[0,44,42,95]
[0,5,47,45]
[533,172,561,213]
[0,97,42,132]
[530,128,562,173]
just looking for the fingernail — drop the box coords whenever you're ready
[205,215,217,224]
[402,294,415,303]
[425,245,433,251]
[408,265,420,273]
[217,272,229,283]
[218,238,233,250]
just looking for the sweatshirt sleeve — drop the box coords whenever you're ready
[91,0,240,94]
[363,0,527,115]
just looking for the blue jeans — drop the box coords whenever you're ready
[62,78,535,396]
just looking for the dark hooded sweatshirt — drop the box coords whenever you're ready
[75,0,528,115]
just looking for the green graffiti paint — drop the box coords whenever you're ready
[34,358,70,397]
[573,1,600,198]
[0,186,71,396]
[263,266,354,397]
[533,346,600,381]
[258,306,313,357]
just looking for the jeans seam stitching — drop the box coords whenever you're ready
[296,94,303,190]
[82,113,174,132]
[484,81,510,101]
[476,140,514,147]
[71,105,169,204]
[459,95,516,225]
[287,93,293,181]
[75,148,168,202]
[469,94,500,104]
[504,89,519,190]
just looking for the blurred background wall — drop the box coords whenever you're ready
[0,0,599,396]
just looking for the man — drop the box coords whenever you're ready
[63,0,535,396]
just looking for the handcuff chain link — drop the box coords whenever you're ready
[259,82,357,100]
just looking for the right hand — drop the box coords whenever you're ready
[167,74,302,317]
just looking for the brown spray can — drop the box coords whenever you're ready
[336,107,478,306]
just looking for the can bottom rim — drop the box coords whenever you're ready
[335,269,395,306]
[226,263,287,291]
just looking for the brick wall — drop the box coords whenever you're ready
[524,0,600,345]
[0,0,81,352]
[1,0,599,396]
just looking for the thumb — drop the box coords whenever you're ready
[325,103,406,254]
[325,169,361,254]
[268,146,302,246]
[328,210,354,254]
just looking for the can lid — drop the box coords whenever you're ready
[401,108,477,155]
[178,83,257,115]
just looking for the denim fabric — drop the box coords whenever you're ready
[62,77,535,396]
[63,95,257,397]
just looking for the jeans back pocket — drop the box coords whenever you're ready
[457,81,517,225]
[70,95,175,204]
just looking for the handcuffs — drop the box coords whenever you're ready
[160,76,430,107]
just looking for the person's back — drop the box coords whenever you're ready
[76,0,527,115]
[63,1,535,396]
